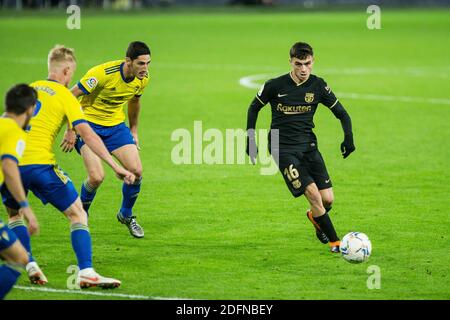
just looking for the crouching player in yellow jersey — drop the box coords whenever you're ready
[1,45,136,289]
[61,41,150,238]
[0,84,40,298]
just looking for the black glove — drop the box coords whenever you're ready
[246,135,258,165]
[340,134,355,159]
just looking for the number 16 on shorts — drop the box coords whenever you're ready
[284,164,301,189]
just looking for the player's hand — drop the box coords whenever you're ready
[60,129,77,153]
[21,207,40,236]
[340,134,355,159]
[246,135,258,165]
[114,166,136,185]
[131,131,141,151]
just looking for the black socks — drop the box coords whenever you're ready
[313,212,339,242]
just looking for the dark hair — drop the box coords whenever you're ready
[290,42,314,59]
[126,41,151,60]
[5,84,37,115]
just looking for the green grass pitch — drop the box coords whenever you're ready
[0,7,449,300]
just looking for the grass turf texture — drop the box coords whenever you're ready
[0,8,449,300]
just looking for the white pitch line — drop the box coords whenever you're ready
[14,285,191,300]
[239,74,450,106]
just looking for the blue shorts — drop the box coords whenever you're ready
[1,165,78,212]
[0,219,18,251]
[75,121,135,154]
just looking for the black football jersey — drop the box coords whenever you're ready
[256,73,338,149]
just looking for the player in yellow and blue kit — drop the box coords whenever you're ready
[0,84,40,298]
[1,45,136,289]
[62,41,151,238]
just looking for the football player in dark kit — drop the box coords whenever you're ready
[246,42,355,253]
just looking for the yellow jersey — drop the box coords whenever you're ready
[77,60,149,127]
[21,80,86,165]
[0,117,27,185]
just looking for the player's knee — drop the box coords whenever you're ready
[68,210,88,225]
[322,197,334,209]
[64,201,88,225]
[129,166,142,179]
[88,172,104,187]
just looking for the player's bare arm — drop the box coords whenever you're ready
[60,85,86,152]
[128,95,141,150]
[74,122,136,185]
[71,84,85,98]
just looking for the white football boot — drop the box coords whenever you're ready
[26,261,48,285]
[76,268,121,289]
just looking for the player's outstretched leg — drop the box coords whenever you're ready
[112,144,144,238]
[7,209,47,285]
[304,183,340,253]
[64,198,121,289]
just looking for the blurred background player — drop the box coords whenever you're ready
[61,41,151,238]
[246,42,355,253]
[0,84,40,298]
[1,45,136,288]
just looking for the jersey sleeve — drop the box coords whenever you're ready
[255,79,275,105]
[318,78,339,109]
[62,90,86,127]
[0,129,26,164]
[77,65,105,95]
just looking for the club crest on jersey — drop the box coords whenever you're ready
[86,77,98,89]
[305,92,314,103]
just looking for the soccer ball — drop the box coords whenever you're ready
[340,232,372,264]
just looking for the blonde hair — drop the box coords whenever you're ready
[47,45,76,70]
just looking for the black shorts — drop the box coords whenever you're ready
[275,149,332,197]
